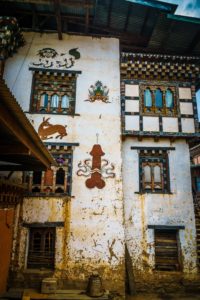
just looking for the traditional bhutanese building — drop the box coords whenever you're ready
[121,52,200,292]
[0,0,200,299]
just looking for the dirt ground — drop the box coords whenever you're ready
[126,293,200,300]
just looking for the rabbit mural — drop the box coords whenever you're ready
[38,117,67,140]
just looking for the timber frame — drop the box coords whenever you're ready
[0,0,200,55]
[0,79,55,171]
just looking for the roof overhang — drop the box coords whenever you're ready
[1,0,200,56]
[0,79,56,171]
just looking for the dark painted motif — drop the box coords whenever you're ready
[38,117,67,140]
[31,47,81,69]
[86,81,109,103]
[77,144,115,189]
[38,48,58,58]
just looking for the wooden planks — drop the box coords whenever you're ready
[155,229,180,271]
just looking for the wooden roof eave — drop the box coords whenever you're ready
[0,79,56,169]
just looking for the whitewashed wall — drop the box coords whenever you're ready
[122,137,197,278]
[4,33,125,294]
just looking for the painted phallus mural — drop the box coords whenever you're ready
[38,117,67,140]
[86,81,110,103]
[77,144,115,189]
[30,47,80,69]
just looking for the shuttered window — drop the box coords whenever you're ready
[27,227,55,269]
[155,229,180,271]
[139,149,170,193]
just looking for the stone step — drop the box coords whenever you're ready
[22,290,109,300]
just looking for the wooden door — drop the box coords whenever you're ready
[0,209,14,293]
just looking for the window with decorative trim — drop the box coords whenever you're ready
[139,149,170,193]
[27,227,55,269]
[25,144,73,196]
[30,70,78,114]
[155,229,181,271]
[140,84,177,116]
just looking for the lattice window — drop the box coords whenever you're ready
[139,149,170,193]
[155,229,180,271]
[30,71,77,114]
[27,227,55,269]
[26,145,73,196]
[140,84,177,116]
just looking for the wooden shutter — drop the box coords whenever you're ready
[155,229,180,271]
[27,227,55,269]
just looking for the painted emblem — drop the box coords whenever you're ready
[38,117,67,140]
[31,47,81,69]
[86,81,109,103]
[38,48,58,58]
[77,144,115,189]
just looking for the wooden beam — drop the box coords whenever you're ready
[0,143,29,155]
[85,0,90,33]
[107,0,113,28]
[140,7,151,36]
[124,2,132,32]
[0,91,53,169]
[31,3,38,30]
[54,0,62,40]
[67,20,149,45]
[159,18,175,52]
[186,29,200,54]
[0,154,37,164]
[64,0,93,7]
[0,165,45,171]
[140,8,159,45]
[0,61,5,78]
[1,9,93,22]
[3,0,94,8]
[93,0,98,24]
[38,16,52,30]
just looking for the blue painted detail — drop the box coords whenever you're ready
[166,89,174,108]
[155,88,163,108]
[167,13,200,24]
[61,95,70,108]
[144,88,152,107]
[126,0,176,12]
[44,142,79,146]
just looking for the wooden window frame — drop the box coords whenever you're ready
[26,151,72,196]
[30,72,77,115]
[140,83,178,117]
[139,150,170,194]
[142,161,163,191]
[27,227,55,269]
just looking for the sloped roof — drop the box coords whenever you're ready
[0,0,200,55]
[0,79,55,171]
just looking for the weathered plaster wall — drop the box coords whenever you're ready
[122,137,197,289]
[4,33,124,295]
